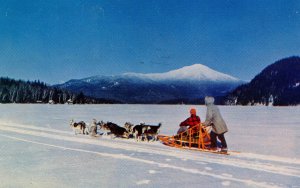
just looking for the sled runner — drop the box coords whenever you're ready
[158,123,229,155]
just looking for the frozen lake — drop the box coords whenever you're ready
[0,104,299,187]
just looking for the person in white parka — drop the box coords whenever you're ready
[202,96,228,152]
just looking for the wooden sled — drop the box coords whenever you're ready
[158,124,229,155]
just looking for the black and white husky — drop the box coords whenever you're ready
[98,121,129,138]
[132,122,162,141]
[70,119,89,135]
[143,123,162,141]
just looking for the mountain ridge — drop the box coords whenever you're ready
[77,64,241,83]
[57,64,243,104]
[224,56,300,106]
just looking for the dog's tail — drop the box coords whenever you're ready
[157,123,162,128]
[156,123,162,135]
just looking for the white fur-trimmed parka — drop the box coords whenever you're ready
[203,96,228,134]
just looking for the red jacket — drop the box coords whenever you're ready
[180,115,201,128]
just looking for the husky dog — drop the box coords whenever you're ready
[132,123,148,141]
[124,122,134,136]
[132,122,162,141]
[99,121,129,138]
[70,119,89,135]
[89,119,98,137]
[143,123,162,141]
[98,121,111,136]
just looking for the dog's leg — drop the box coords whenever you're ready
[81,126,84,134]
[152,135,157,141]
[85,127,90,135]
[139,134,143,142]
[73,128,77,135]
[83,126,86,135]
[110,134,114,139]
[133,131,138,142]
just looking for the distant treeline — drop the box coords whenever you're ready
[0,77,119,104]
[158,96,225,105]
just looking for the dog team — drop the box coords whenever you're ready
[70,119,161,141]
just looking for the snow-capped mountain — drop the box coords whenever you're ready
[122,64,240,82]
[56,64,243,103]
[81,64,240,83]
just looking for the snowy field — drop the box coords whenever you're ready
[0,104,299,188]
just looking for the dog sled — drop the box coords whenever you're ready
[158,123,229,155]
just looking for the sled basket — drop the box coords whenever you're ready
[158,123,211,150]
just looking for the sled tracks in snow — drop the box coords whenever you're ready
[0,122,300,188]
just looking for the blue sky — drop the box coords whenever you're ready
[0,0,299,84]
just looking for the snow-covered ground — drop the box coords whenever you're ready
[0,104,299,188]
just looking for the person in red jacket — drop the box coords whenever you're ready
[177,108,201,134]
